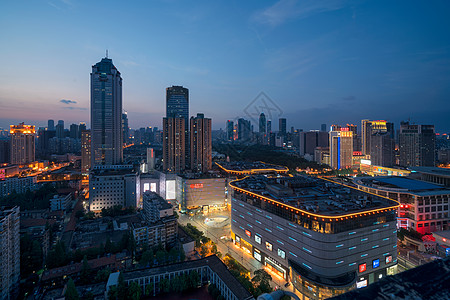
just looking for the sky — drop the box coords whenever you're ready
[0,0,449,132]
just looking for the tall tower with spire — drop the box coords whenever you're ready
[90,57,123,166]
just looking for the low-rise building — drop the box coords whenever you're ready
[355,176,450,234]
[0,175,37,197]
[131,192,177,248]
[50,193,72,211]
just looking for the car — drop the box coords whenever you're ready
[284,282,291,287]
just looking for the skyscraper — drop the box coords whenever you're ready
[330,128,353,169]
[237,118,251,141]
[81,130,91,173]
[259,113,266,133]
[361,120,389,156]
[190,113,212,173]
[279,118,287,136]
[226,120,234,141]
[69,123,79,139]
[321,123,327,132]
[163,117,186,173]
[399,122,435,167]
[0,206,20,300]
[90,57,123,166]
[10,123,35,164]
[267,120,272,134]
[371,132,395,167]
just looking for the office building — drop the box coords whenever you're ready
[47,120,55,131]
[370,132,395,167]
[361,120,392,156]
[0,206,20,300]
[89,165,140,212]
[179,177,227,213]
[163,117,186,173]
[226,120,234,141]
[166,86,189,162]
[399,122,435,167]
[147,148,155,170]
[231,176,398,299]
[259,113,266,133]
[10,123,35,164]
[81,130,91,173]
[267,120,272,134]
[321,124,327,132]
[237,118,251,141]
[355,176,450,234]
[299,131,329,157]
[330,128,353,169]
[190,113,212,173]
[279,118,286,136]
[90,57,123,166]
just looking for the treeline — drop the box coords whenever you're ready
[47,232,136,269]
[213,143,324,171]
[0,183,57,210]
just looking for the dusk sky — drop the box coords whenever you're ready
[1,0,449,132]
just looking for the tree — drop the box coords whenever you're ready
[252,269,272,295]
[105,238,113,254]
[156,249,167,265]
[160,278,170,293]
[80,256,91,284]
[201,245,208,257]
[140,249,153,267]
[145,283,154,296]
[211,244,218,254]
[169,247,179,262]
[65,278,79,300]
[128,281,141,300]
[95,267,111,283]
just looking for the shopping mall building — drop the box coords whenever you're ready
[230,175,399,300]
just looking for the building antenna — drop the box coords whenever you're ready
[106,49,108,58]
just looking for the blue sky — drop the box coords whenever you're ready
[0,0,449,132]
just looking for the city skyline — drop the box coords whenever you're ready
[1,1,450,132]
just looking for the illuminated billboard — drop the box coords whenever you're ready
[166,180,176,200]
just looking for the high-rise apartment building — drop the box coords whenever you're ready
[122,111,129,145]
[90,57,123,166]
[10,123,35,164]
[267,120,272,134]
[56,120,65,139]
[330,128,353,169]
[0,140,10,164]
[166,86,189,164]
[399,122,435,167]
[190,113,212,173]
[69,123,79,139]
[279,118,287,136]
[0,206,20,300]
[259,113,266,133]
[47,119,55,131]
[163,118,186,173]
[81,130,91,173]
[321,123,327,132]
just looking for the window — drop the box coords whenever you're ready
[255,235,261,244]
[278,248,286,259]
[266,242,273,251]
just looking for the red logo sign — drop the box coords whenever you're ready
[245,230,251,237]
[190,183,203,189]
[359,263,366,273]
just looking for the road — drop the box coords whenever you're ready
[178,210,299,296]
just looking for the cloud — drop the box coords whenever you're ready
[62,106,87,111]
[252,0,345,27]
[60,99,77,105]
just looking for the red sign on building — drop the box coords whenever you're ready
[190,183,204,189]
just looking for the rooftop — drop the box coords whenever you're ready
[410,166,450,178]
[122,255,252,300]
[355,176,450,196]
[231,176,397,216]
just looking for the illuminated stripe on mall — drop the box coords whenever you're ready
[216,162,289,175]
[229,176,400,220]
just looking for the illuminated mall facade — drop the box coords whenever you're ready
[230,176,398,300]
